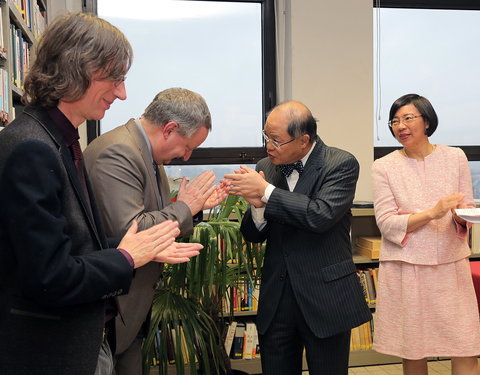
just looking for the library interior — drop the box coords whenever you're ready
[1,1,480,375]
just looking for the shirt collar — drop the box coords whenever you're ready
[48,107,79,148]
[134,118,154,163]
[301,141,316,166]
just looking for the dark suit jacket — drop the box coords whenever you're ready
[241,139,371,338]
[0,107,134,375]
[84,119,194,355]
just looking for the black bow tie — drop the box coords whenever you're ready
[279,161,304,177]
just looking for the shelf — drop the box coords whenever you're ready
[353,254,378,264]
[233,310,257,317]
[11,83,23,99]
[352,207,375,216]
[149,364,196,375]
[231,350,401,373]
[7,0,35,44]
[470,253,480,260]
[231,357,262,374]
[349,350,400,367]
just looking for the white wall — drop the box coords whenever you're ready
[277,0,373,201]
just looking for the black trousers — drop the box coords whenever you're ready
[258,276,351,375]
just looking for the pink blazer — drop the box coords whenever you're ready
[372,145,473,265]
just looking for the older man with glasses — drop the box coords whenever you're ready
[224,100,371,375]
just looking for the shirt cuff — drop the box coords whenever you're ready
[251,206,267,231]
[262,184,275,203]
[117,248,135,269]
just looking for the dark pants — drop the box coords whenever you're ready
[113,336,143,375]
[259,277,351,375]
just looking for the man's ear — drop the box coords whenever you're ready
[163,122,178,139]
[300,134,310,147]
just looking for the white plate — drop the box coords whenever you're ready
[454,208,480,223]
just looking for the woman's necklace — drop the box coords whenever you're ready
[402,144,436,159]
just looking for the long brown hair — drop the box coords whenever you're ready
[23,12,133,108]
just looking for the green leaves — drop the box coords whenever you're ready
[143,197,265,374]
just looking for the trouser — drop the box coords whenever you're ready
[259,276,351,375]
[94,330,114,375]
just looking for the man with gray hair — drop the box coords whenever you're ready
[84,87,227,375]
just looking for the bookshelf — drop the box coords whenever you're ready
[150,207,480,374]
[0,0,47,125]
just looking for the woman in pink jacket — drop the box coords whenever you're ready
[372,93,480,375]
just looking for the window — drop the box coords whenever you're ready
[373,1,480,198]
[85,0,275,175]
[373,1,480,161]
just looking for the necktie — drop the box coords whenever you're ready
[70,139,83,170]
[279,160,304,178]
[70,139,91,211]
[153,163,164,207]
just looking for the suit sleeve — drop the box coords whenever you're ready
[240,208,269,243]
[86,142,193,240]
[264,153,359,234]
[0,140,132,307]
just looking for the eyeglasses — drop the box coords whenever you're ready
[262,130,296,149]
[388,114,422,128]
[95,75,126,87]
[112,76,126,87]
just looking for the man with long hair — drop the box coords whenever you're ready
[0,13,201,375]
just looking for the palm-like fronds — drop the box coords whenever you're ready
[143,196,265,374]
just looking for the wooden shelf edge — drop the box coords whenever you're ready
[11,83,23,98]
[352,207,375,216]
[349,350,401,367]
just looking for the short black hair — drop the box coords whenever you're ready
[388,93,438,137]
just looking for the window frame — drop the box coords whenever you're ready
[373,0,480,161]
[84,0,276,165]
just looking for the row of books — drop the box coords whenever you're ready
[224,321,260,360]
[357,267,378,305]
[224,318,376,359]
[12,0,47,38]
[149,326,197,366]
[222,280,260,313]
[351,318,374,351]
[10,23,30,90]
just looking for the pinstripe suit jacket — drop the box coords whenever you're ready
[84,119,194,355]
[0,107,133,375]
[241,139,371,338]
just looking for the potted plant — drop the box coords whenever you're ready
[143,195,265,375]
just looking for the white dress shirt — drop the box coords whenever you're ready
[251,142,316,229]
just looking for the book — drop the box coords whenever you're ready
[356,236,381,250]
[242,322,256,359]
[357,270,370,303]
[356,245,380,259]
[231,322,245,359]
[252,324,260,358]
[363,269,376,304]
[224,321,237,356]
